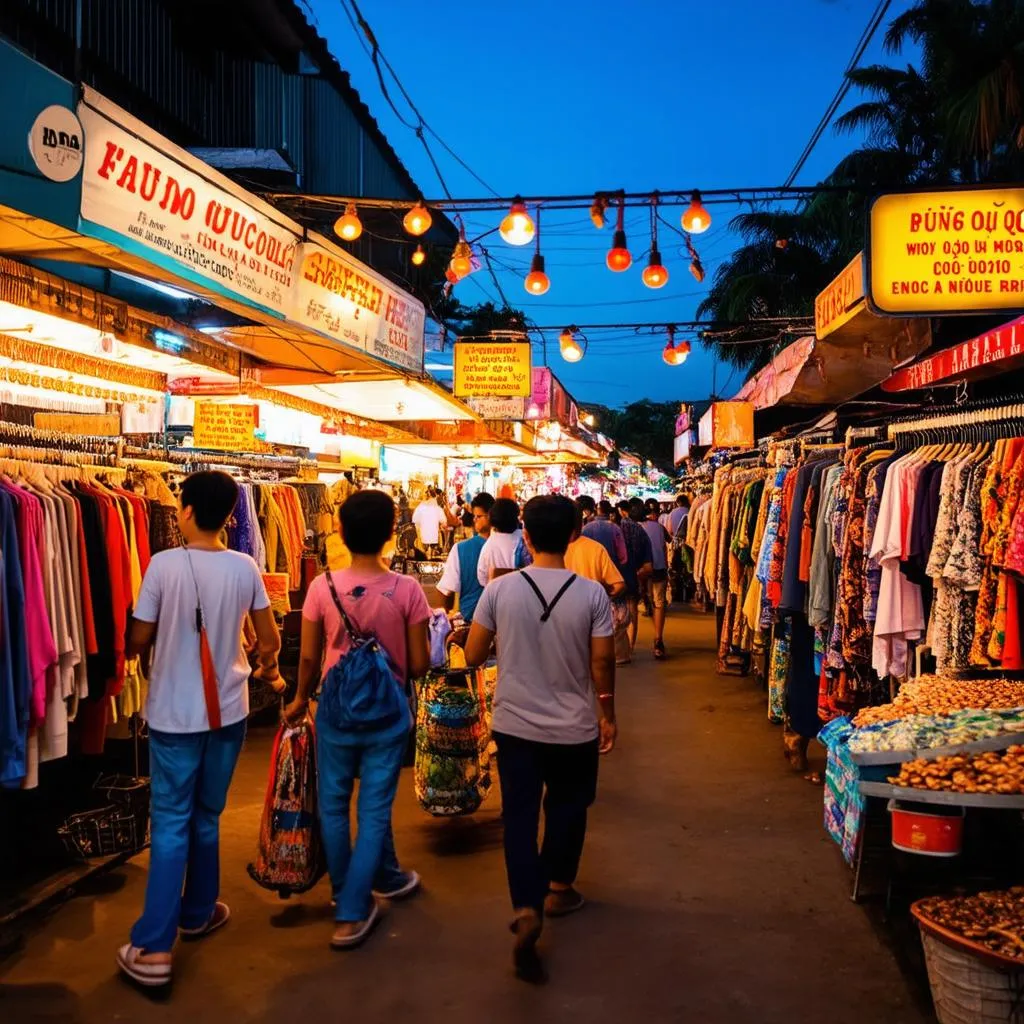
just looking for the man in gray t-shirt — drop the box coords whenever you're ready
[467,495,616,984]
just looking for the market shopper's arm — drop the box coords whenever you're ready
[590,634,617,754]
[127,618,156,661]
[250,606,283,691]
[407,620,430,679]
[464,621,495,667]
[283,615,323,724]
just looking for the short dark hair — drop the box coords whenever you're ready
[489,497,520,533]
[676,494,690,507]
[629,498,646,522]
[523,495,576,554]
[597,499,614,517]
[645,499,660,516]
[471,491,495,514]
[576,494,596,516]
[616,499,631,514]
[180,470,239,532]
[339,490,395,554]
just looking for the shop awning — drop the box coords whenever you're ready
[384,441,534,461]
[260,372,479,423]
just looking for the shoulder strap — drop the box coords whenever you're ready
[324,570,361,643]
[520,571,577,623]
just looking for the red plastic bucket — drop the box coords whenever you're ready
[888,799,965,857]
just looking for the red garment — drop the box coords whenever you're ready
[74,499,98,655]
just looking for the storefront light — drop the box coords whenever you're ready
[151,328,186,353]
[334,202,363,242]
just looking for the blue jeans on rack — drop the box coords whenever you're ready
[130,720,246,953]
[316,715,410,922]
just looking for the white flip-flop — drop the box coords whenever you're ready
[179,900,231,940]
[330,900,380,950]
[116,943,172,987]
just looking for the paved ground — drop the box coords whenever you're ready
[0,607,932,1023]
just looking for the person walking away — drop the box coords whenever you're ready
[581,498,628,568]
[641,499,671,659]
[437,492,494,624]
[668,494,692,601]
[285,490,430,949]
[617,500,654,655]
[566,506,629,664]
[117,471,282,987]
[476,497,530,583]
[412,488,447,558]
[465,495,616,983]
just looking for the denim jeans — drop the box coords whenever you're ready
[493,730,599,915]
[130,720,246,953]
[316,716,409,922]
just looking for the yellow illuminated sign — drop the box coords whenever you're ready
[869,188,1024,316]
[815,253,864,338]
[193,401,257,451]
[453,341,532,397]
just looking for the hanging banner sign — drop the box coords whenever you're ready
[78,93,299,319]
[453,341,532,397]
[698,402,754,448]
[868,187,1024,316]
[290,238,425,373]
[467,396,527,420]
[168,376,242,397]
[815,253,864,338]
[192,401,257,451]
[33,411,120,436]
[527,366,551,419]
[881,315,1024,392]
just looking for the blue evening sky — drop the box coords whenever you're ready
[310,0,910,410]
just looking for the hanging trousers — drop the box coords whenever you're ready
[494,730,600,915]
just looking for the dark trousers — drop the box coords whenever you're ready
[494,731,600,914]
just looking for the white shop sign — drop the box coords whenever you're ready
[78,92,299,319]
[291,237,425,373]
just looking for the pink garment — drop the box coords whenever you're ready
[302,570,431,685]
[1,484,57,724]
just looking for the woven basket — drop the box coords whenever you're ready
[918,928,1024,1023]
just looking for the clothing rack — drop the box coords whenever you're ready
[888,400,1024,439]
[121,444,314,476]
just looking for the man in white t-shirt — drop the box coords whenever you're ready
[476,497,530,585]
[116,471,281,989]
[466,494,615,984]
[412,490,447,555]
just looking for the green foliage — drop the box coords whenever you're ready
[589,399,679,470]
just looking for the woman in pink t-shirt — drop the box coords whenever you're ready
[285,490,430,951]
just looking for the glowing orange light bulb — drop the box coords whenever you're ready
[449,239,473,279]
[560,329,584,362]
[524,253,550,295]
[674,340,691,364]
[411,244,426,266]
[606,228,631,272]
[403,202,432,236]
[334,202,362,241]
[499,199,535,246]
[642,249,669,289]
[681,191,711,234]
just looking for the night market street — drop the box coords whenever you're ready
[0,607,927,1024]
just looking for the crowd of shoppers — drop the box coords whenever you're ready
[117,473,689,989]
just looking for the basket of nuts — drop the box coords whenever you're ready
[913,891,1024,1023]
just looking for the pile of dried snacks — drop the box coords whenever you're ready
[890,746,1024,794]
[916,888,1024,961]
[853,677,1024,727]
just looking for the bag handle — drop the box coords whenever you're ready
[520,571,577,622]
[183,545,223,730]
[324,570,363,645]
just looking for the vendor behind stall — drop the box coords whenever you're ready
[436,492,494,622]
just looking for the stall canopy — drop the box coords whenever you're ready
[733,253,932,409]
[0,78,429,381]
[258,371,479,423]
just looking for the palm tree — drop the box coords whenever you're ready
[699,0,1024,375]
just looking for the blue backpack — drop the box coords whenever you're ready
[316,573,406,732]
